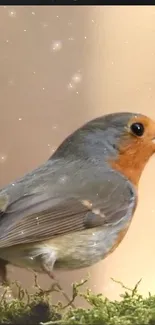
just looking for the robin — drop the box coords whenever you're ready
[0,111,154,304]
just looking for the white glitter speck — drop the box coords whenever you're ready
[12,183,15,186]
[32,11,35,15]
[68,37,74,41]
[41,22,48,28]
[92,19,95,23]
[84,36,87,39]
[50,40,62,52]
[42,87,45,90]
[59,175,68,184]
[8,9,16,18]
[50,147,56,155]
[67,82,74,90]
[0,154,7,163]
[72,72,82,84]
[8,294,12,298]
[24,29,27,32]
[48,146,56,155]
[18,117,22,121]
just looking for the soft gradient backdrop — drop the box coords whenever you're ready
[0,5,155,305]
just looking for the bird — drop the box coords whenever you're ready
[0,111,155,305]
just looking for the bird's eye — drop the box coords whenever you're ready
[130,122,145,137]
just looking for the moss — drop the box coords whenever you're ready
[1,276,155,325]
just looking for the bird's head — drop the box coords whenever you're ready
[52,112,155,185]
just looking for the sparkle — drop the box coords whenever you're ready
[24,29,27,32]
[42,87,45,90]
[52,125,57,130]
[48,144,57,154]
[0,154,7,163]
[49,147,56,154]
[84,36,87,39]
[71,72,82,84]
[32,11,35,15]
[41,22,48,28]
[50,40,62,52]
[59,175,68,184]
[76,91,79,95]
[21,231,24,235]
[33,71,36,75]
[56,15,59,18]
[12,183,15,186]
[91,19,95,23]
[8,294,12,298]
[18,117,22,121]
[68,37,74,41]
[8,9,16,18]
[67,82,74,90]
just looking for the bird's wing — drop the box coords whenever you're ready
[0,167,137,248]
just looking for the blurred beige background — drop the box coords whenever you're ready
[0,5,155,304]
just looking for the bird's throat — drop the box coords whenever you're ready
[109,141,154,186]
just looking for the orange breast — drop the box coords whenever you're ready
[109,139,154,186]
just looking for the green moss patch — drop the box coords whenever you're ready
[0,277,155,325]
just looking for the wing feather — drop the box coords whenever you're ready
[0,166,137,248]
